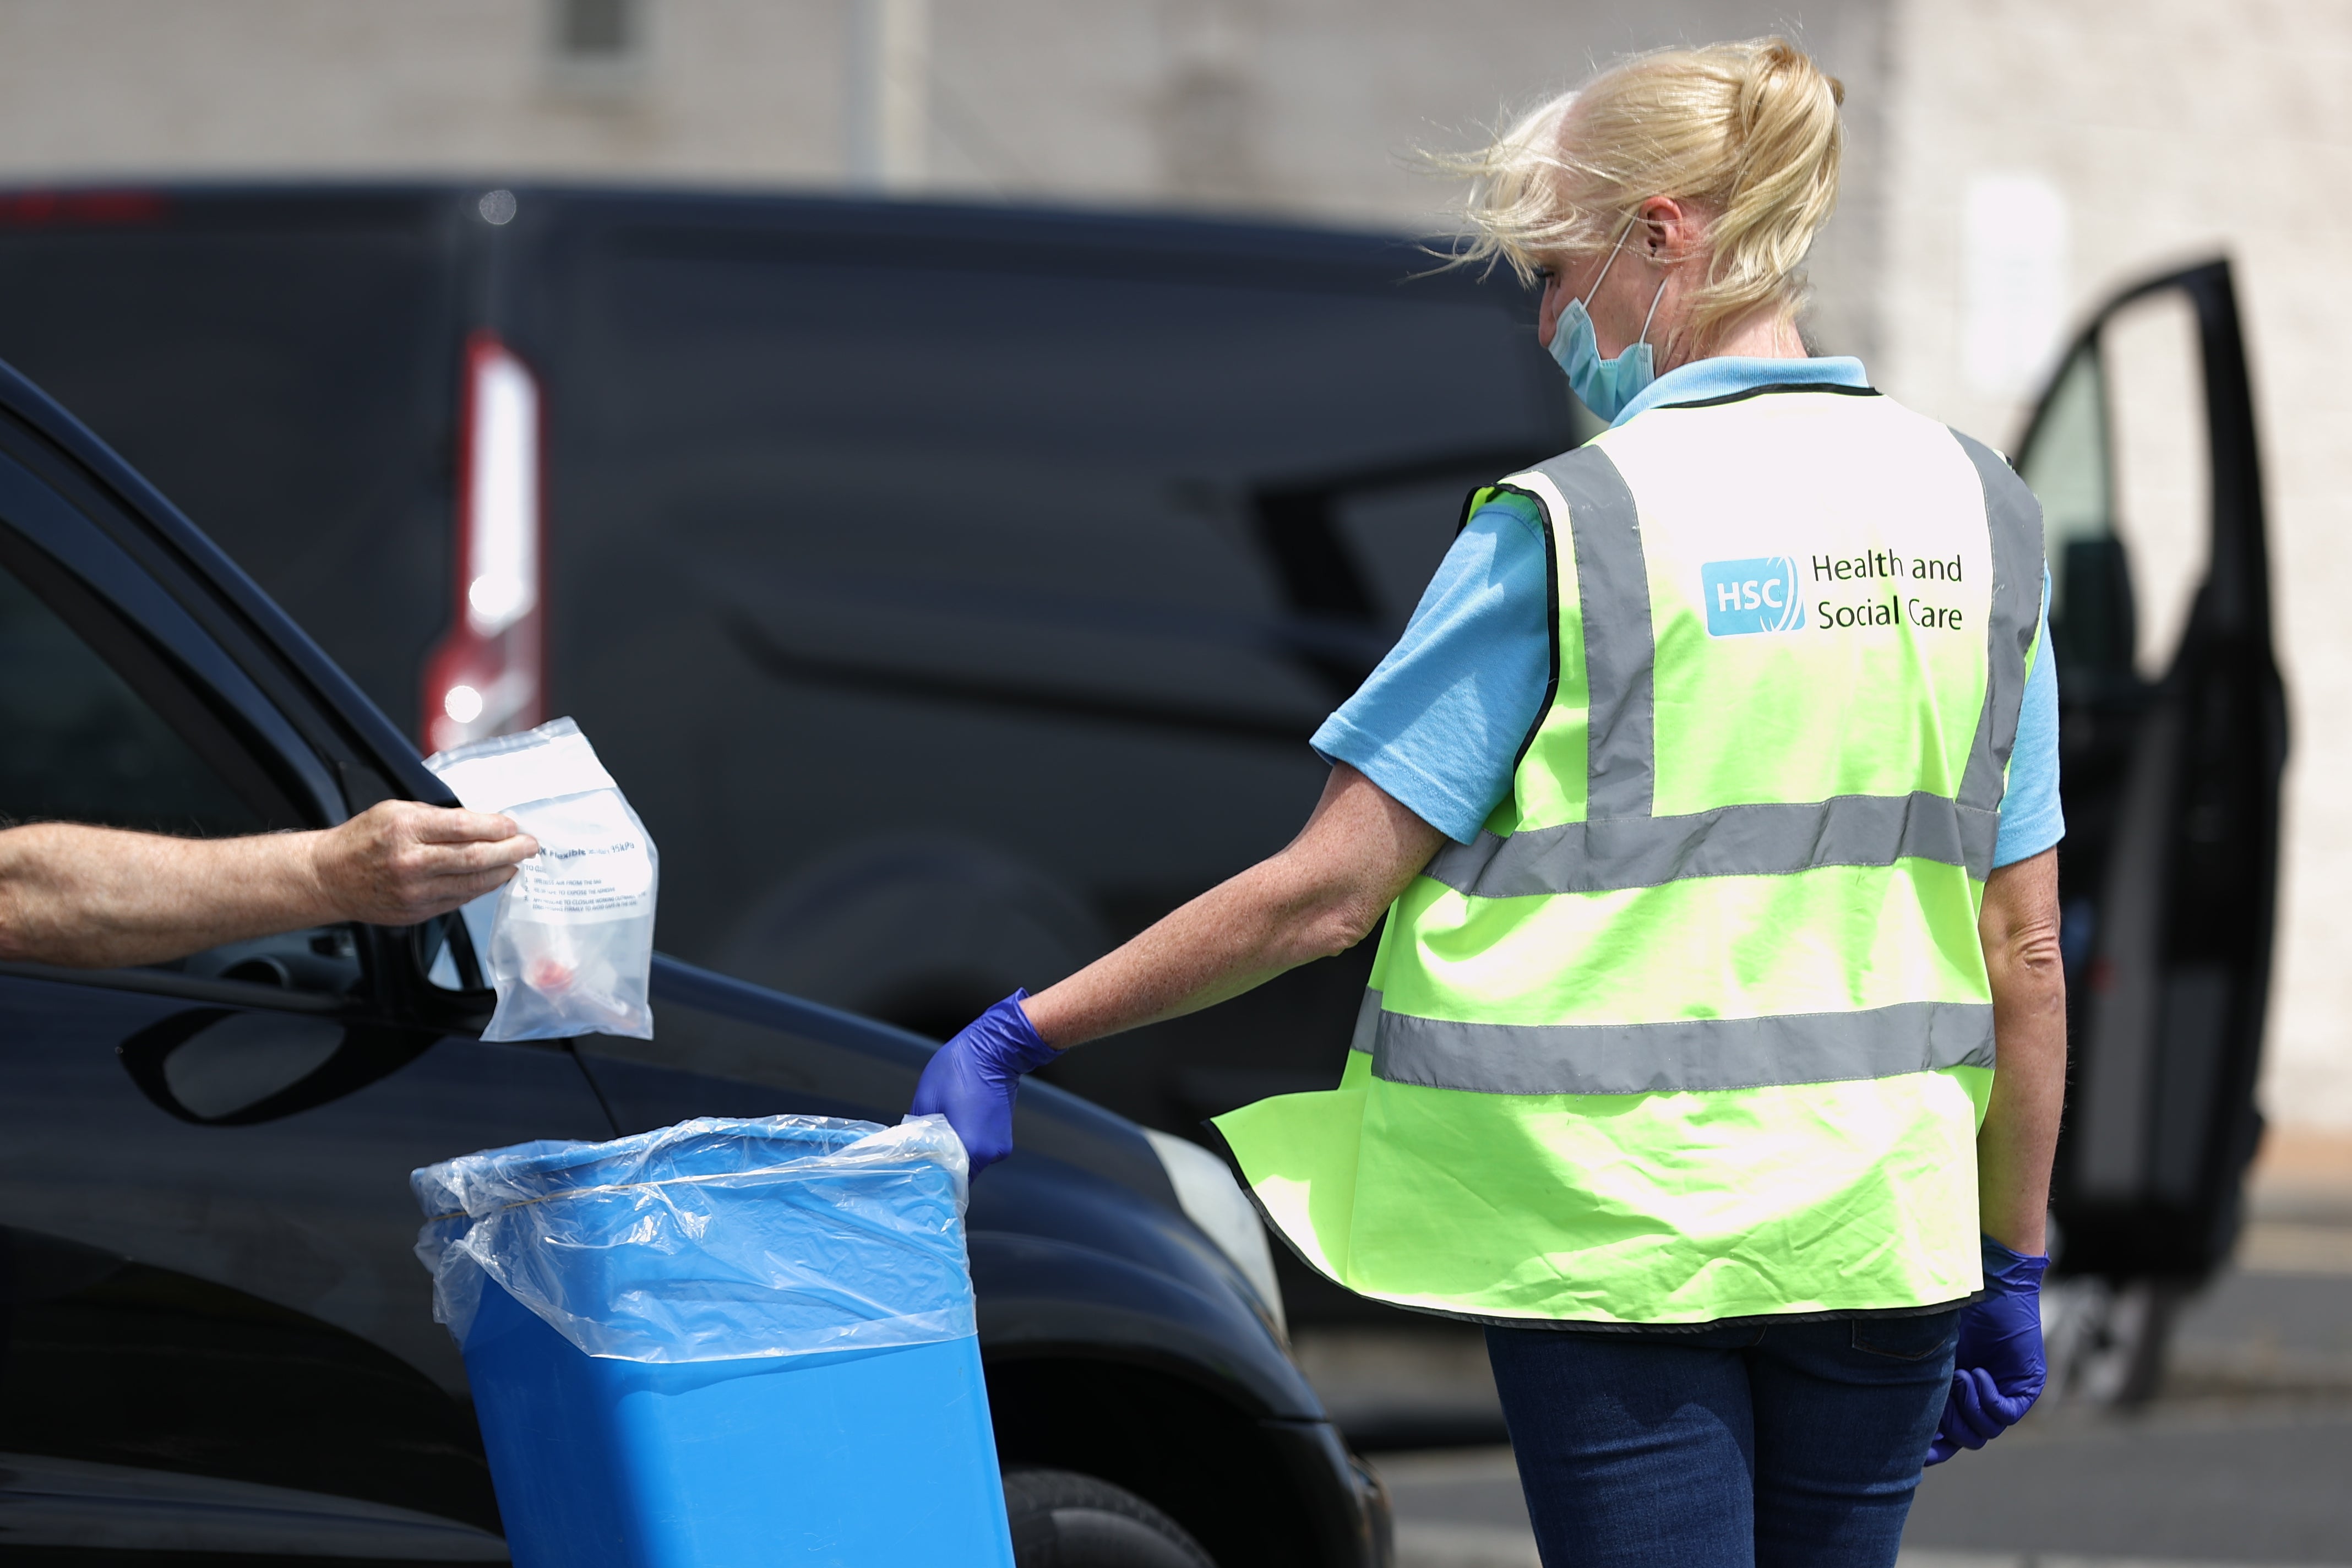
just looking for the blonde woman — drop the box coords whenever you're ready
[914,37,2065,1565]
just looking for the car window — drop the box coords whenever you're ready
[0,554,261,838]
[2099,290,2211,679]
[2021,291,2212,687]
[2020,341,2130,683]
[0,547,363,993]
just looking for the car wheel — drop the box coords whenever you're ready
[1003,1468,1215,1567]
[2043,1274,2184,1404]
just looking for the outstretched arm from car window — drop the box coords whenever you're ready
[0,800,538,968]
[1975,846,2067,1255]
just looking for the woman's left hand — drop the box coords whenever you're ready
[1925,1237,2050,1463]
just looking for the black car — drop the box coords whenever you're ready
[0,365,1384,1558]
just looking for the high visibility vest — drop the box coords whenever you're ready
[1215,384,2044,1327]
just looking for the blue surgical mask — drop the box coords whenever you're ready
[1548,226,1669,422]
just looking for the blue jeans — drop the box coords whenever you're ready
[1486,1311,1959,1568]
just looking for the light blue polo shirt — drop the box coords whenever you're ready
[1311,355,2064,865]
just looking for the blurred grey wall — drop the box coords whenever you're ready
[0,1,1891,350]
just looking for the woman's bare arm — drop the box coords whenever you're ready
[1975,847,2068,1254]
[1020,763,1446,1048]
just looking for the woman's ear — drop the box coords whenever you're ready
[1637,195,1701,263]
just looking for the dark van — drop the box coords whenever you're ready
[0,188,2286,1379]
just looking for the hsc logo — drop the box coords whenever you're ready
[1700,557,1805,636]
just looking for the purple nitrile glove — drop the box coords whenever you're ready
[907,990,1061,1175]
[1924,1234,2050,1465]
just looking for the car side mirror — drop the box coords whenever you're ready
[117,1009,439,1126]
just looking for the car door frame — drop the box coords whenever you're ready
[2013,255,2288,1285]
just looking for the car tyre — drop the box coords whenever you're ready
[1003,1467,1215,1567]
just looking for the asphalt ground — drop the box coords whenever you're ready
[1307,1237,2352,1568]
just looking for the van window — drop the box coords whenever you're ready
[545,234,1566,733]
[0,206,456,737]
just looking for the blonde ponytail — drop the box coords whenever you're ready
[1439,38,1844,348]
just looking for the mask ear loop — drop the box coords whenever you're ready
[1637,216,1697,358]
[1588,218,1670,356]
[1578,219,1637,309]
[1636,273,1669,349]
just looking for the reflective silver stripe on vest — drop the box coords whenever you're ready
[1424,790,2003,896]
[1543,448,1654,819]
[1953,431,2044,813]
[1369,995,1996,1096]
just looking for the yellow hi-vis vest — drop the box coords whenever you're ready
[1215,384,2045,1327]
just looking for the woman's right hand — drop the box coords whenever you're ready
[908,991,1063,1173]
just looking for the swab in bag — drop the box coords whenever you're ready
[425,717,656,1041]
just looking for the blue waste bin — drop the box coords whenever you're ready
[413,1114,1016,1568]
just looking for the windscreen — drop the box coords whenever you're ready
[0,197,458,738]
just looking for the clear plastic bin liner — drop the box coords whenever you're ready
[412,1114,974,1364]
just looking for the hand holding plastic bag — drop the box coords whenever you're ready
[425,717,656,1041]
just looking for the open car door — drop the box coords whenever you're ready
[2013,257,2289,1391]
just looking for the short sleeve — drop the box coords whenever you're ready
[1309,497,1553,845]
[1991,572,2064,868]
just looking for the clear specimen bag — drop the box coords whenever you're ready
[426,717,656,1041]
